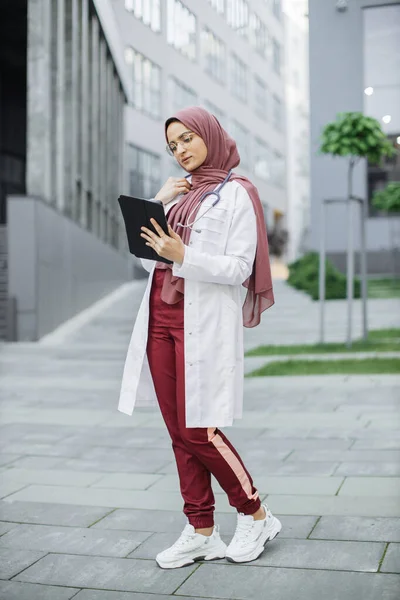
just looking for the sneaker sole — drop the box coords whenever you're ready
[226,517,282,564]
[156,546,227,570]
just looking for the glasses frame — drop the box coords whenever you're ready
[166,130,195,156]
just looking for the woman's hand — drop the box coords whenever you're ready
[154,177,191,205]
[141,219,185,265]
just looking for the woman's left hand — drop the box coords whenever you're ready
[141,219,185,265]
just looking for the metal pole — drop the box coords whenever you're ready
[359,198,368,340]
[319,200,326,344]
[346,161,355,349]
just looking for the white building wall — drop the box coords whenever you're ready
[283,0,310,262]
[111,0,287,228]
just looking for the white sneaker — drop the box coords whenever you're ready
[226,504,282,563]
[156,524,227,569]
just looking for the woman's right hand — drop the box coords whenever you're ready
[154,177,192,205]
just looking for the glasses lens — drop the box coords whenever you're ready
[166,144,174,156]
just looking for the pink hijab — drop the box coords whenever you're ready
[157,106,274,328]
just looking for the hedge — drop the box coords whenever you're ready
[287,252,361,300]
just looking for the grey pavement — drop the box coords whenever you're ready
[0,279,399,600]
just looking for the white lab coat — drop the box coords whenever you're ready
[118,179,257,427]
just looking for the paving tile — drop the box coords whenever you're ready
[91,508,188,533]
[0,468,105,487]
[0,546,46,579]
[127,532,179,559]
[0,500,113,527]
[3,485,236,513]
[252,538,385,572]
[339,477,400,497]
[267,495,400,518]
[288,450,400,462]
[0,454,22,467]
[59,457,171,474]
[334,462,400,476]
[253,436,353,450]
[310,516,400,542]
[0,523,152,557]
[0,442,89,458]
[0,521,19,536]
[8,456,66,470]
[0,580,78,600]
[381,543,400,573]
[73,592,212,600]
[177,564,400,600]
[90,473,162,490]
[0,480,28,499]
[14,553,197,594]
[352,439,400,450]
[238,461,340,476]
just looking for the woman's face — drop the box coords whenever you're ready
[166,121,208,172]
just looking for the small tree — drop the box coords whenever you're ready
[320,112,396,200]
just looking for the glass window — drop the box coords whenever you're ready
[272,37,281,75]
[169,76,197,113]
[254,76,268,119]
[125,47,161,119]
[254,137,271,181]
[249,13,268,59]
[128,144,161,199]
[229,120,250,168]
[207,0,225,14]
[272,94,283,131]
[201,28,226,83]
[271,150,285,188]
[231,53,247,103]
[124,0,161,32]
[203,100,226,127]
[167,0,197,61]
[227,0,249,38]
[272,0,281,21]
[363,4,400,215]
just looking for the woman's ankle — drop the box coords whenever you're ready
[195,526,214,536]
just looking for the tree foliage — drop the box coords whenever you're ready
[320,112,396,164]
[372,182,400,213]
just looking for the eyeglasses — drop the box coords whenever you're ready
[166,131,195,156]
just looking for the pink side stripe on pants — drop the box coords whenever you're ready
[146,269,261,529]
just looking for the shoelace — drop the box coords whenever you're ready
[233,518,255,546]
[172,527,197,549]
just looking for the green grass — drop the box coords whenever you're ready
[246,358,400,377]
[368,278,400,298]
[245,328,400,357]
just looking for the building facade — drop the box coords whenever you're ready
[0,0,131,341]
[283,0,310,262]
[112,0,287,232]
[308,0,400,274]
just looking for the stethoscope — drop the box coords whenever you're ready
[177,169,233,233]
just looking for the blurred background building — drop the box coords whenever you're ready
[1,0,295,341]
[0,0,131,341]
[115,0,287,237]
[282,0,309,262]
[309,0,400,273]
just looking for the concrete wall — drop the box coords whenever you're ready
[308,0,400,273]
[8,195,131,341]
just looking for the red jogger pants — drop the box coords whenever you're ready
[146,269,261,529]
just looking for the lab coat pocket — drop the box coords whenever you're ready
[199,213,227,251]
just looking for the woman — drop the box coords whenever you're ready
[118,107,281,569]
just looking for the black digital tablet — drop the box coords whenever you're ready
[117,195,172,265]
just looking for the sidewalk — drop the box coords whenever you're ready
[0,279,399,600]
